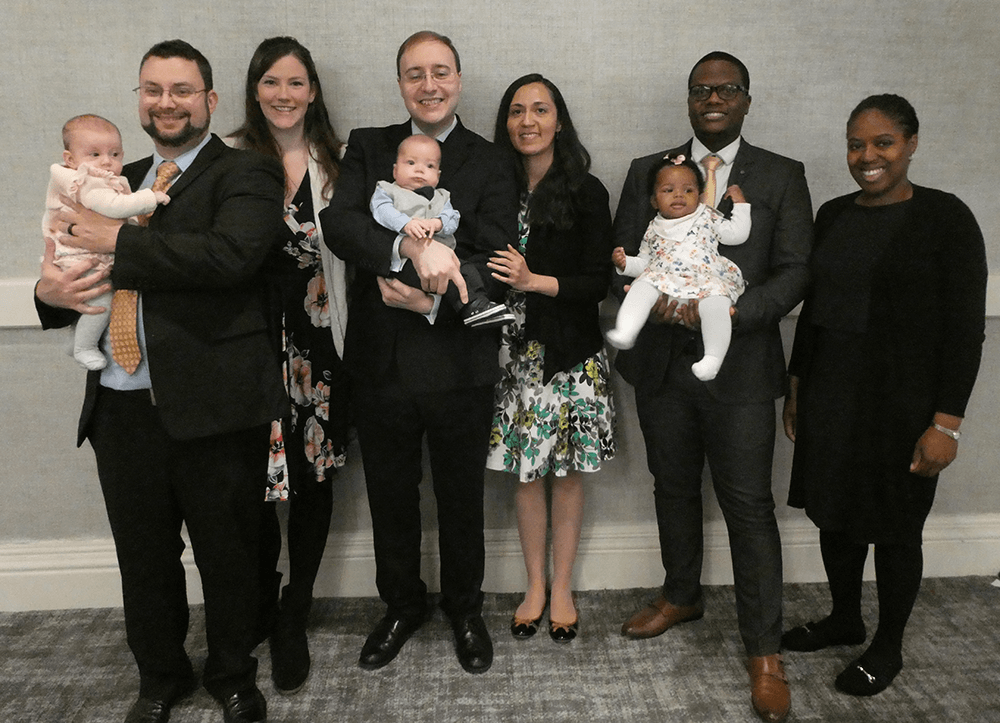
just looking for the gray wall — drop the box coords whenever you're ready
[2,0,998,544]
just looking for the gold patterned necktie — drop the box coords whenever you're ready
[701,154,721,208]
[108,161,180,374]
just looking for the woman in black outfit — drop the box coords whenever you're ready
[781,94,987,696]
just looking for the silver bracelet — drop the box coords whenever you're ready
[932,422,961,441]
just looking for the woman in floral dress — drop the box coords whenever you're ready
[231,36,349,693]
[487,74,616,642]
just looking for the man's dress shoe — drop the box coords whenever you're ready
[748,654,791,722]
[620,594,703,638]
[123,678,196,723]
[217,686,267,723]
[452,615,493,674]
[358,613,423,670]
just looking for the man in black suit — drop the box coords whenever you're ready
[613,52,813,723]
[35,40,286,723]
[320,30,516,675]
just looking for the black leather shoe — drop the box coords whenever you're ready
[358,614,423,670]
[452,615,493,674]
[124,678,196,723]
[217,686,267,723]
[270,595,311,694]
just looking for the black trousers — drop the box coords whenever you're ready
[354,374,493,621]
[634,345,784,656]
[89,387,268,699]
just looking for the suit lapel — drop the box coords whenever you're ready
[166,134,225,198]
[440,118,473,185]
[124,157,153,192]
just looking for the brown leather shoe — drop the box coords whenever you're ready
[748,654,790,722]
[620,594,703,638]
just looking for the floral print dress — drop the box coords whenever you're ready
[486,204,616,484]
[265,172,349,500]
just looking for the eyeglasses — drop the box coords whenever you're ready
[688,84,747,101]
[133,84,208,101]
[401,68,456,85]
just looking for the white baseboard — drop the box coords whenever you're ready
[2,514,998,612]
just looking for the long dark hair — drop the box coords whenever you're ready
[493,73,590,230]
[230,36,343,200]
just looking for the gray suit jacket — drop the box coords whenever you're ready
[612,138,813,402]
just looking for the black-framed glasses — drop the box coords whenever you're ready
[688,84,747,101]
[133,84,208,101]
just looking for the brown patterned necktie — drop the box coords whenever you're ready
[701,154,721,208]
[108,161,180,373]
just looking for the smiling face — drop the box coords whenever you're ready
[138,55,217,156]
[256,53,315,135]
[393,135,441,190]
[687,59,751,152]
[398,39,461,137]
[506,81,561,163]
[650,165,701,219]
[63,125,125,175]
[846,108,918,206]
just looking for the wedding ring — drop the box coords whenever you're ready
[67,223,76,236]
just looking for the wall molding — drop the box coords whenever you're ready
[2,513,998,612]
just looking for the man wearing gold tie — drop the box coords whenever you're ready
[34,39,285,723]
[611,51,814,723]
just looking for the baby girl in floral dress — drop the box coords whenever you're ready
[607,153,749,381]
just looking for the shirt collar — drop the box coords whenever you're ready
[410,115,458,142]
[691,135,741,167]
[151,132,213,174]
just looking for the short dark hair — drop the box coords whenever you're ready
[396,30,461,78]
[848,94,919,138]
[688,51,750,92]
[647,153,705,197]
[141,39,213,90]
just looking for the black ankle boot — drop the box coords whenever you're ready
[269,590,312,694]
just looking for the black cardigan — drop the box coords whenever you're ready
[521,174,614,383]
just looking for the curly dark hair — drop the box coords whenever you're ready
[647,153,705,197]
[493,73,591,230]
[229,36,343,200]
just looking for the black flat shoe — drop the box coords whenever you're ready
[835,655,902,696]
[549,618,579,643]
[358,613,423,670]
[452,615,493,674]
[782,618,866,652]
[510,613,544,639]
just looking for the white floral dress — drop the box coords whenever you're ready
[486,206,616,483]
[635,203,747,303]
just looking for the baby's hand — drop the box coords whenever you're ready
[154,191,171,205]
[402,219,430,240]
[612,247,627,271]
[723,185,746,204]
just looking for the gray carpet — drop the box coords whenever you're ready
[2,578,1000,722]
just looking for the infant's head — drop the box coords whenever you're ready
[393,134,441,191]
[62,115,124,176]
[648,154,704,220]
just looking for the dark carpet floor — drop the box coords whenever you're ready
[2,577,999,722]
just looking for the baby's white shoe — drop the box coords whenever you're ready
[74,348,108,371]
[691,355,722,381]
[606,327,635,350]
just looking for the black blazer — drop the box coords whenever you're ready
[36,134,289,443]
[520,173,613,383]
[320,118,518,393]
[611,138,814,402]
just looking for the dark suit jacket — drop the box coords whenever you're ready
[612,138,814,402]
[521,173,613,383]
[319,118,518,393]
[36,134,289,443]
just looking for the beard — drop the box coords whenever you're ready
[142,107,209,148]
